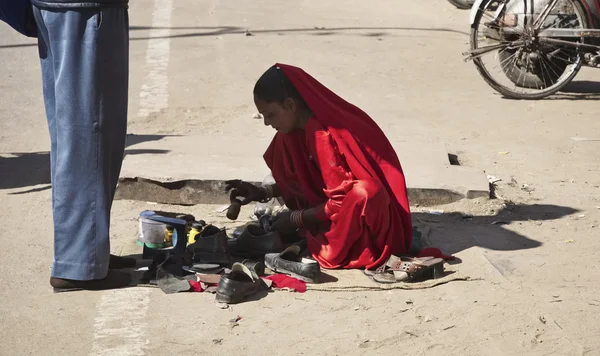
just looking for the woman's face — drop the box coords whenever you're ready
[254,96,299,134]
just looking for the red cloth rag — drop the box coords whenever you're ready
[189,280,203,292]
[264,274,307,293]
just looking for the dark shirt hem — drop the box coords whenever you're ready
[31,0,128,9]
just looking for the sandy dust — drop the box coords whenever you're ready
[2,0,600,354]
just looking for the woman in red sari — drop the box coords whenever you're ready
[227,64,445,270]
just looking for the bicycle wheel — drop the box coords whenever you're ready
[448,0,474,10]
[470,0,588,99]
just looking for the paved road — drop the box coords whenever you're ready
[2,0,600,355]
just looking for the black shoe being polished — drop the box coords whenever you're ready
[215,262,263,304]
[264,245,321,283]
[228,223,284,258]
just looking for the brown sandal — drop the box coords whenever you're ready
[367,255,445,283]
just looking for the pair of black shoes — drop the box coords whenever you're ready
[215,223,281,304]
[215,244,322,304]
[228,224,321,284]
[215,223,321,304]
[186,223,281,267]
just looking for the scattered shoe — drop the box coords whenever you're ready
[264,245,321,283]
[241,260,266,276]
[186,225,230,266]
[228,223,284,258]
[50,270,131,293]
[215,262,263,304]
[368,255,445,283]
[109,254,137,269]
[188,264,224,274]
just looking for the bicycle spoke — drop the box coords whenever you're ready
[534,0,561,30]
[539,59,549,89]
[539,53,561,82]
[469,0,585,99]
[495,50,518,72]
[465,41,524,57]
[543,52,567,75]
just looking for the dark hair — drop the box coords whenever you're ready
[253,66,308,108]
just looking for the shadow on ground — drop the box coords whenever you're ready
[0,134,175,193]
[0,25,468,49]
[562,80,600,94]
[413,202,579,256]
[549,80,600,101]
[500,80,600,101]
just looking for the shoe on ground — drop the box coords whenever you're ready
[186,225,231,266]
[109,254,137,269]
[265,245,321,283]
[50,270,131,293]
[215,262,262,304]
[228,224,284,258]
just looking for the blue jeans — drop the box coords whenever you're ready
[33,6,129,280]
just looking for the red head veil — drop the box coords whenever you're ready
[274,63,413,253]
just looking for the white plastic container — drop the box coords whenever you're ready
[138,217,167,247]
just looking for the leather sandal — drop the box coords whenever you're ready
[368,255,444,283]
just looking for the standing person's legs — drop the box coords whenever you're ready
[33,6,131,289]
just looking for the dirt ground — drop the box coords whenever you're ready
[2,0,600,355]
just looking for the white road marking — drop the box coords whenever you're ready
[138,0,174,118]
[90,288,152,356]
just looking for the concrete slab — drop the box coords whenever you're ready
[117,134,489,206]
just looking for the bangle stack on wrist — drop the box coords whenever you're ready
[290,210,305,228]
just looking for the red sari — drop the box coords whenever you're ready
[263,64,446,270]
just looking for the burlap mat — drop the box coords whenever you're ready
[306,266,474,292]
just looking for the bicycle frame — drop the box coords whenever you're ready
[469,0,600,36]
[465,0,600,59]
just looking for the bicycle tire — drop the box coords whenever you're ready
[448,0,474,9]
[470,0,587,99]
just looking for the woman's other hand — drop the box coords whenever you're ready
[271,211,298,235]
[224,179,265,205]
